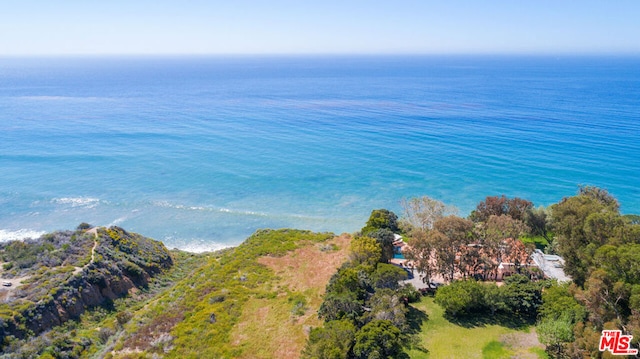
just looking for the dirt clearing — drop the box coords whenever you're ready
[232,234,352,359]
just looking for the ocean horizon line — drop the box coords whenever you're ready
[2,52,640,59]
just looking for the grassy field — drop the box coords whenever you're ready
[98,229,341,358]
[229,234,351,359]
[405,297,548,359]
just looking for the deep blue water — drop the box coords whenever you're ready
[1,56,638,251]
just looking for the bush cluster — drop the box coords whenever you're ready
[434,274,545,322]
[303,235,417,359]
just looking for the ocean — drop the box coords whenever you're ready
[1,55,638,251]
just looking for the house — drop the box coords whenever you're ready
[531,249,570,282]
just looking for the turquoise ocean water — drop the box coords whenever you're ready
[1,56,638,251]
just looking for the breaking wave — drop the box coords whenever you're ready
[0,229,46,242]
[51,197,102,209]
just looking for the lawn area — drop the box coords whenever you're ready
[405,297,547,359]
[520,235,549,249]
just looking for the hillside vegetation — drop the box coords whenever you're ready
[0,227,344,358]
[0,225,175,357]
[107,229,338,358]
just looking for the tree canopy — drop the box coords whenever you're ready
[361,209,399,235]
[350,236,382,267]
[303,319,357,359]
[551,185,622,285]
[533,186,640,357]
[399,196,456,232]
[352,320,402,359]
[469,195,533,223]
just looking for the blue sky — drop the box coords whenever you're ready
[2,1,639,55]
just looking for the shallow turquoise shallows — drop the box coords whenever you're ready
[1,56,638,251]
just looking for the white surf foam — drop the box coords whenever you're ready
[166,240,233,253]
[108,216,128,226]
[51,197,101,208]
[152,200,268,217]
[0,229,46,242]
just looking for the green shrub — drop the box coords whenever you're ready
[434,280,486,316]
[288,293,308,316]
[76,223,92,231]
[371,263,408,290]
[302,319,356,359]
[397,284,421,303]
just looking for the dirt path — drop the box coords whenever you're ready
[0,265,31,300]
[0,275,30,288]
[1,227,101,298]
[73,227,99,275]
[87,227,98,263]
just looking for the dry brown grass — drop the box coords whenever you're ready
[121,308,185,352]
[231,234,351,359]
[257,234,351,294]
[500,329,545,359]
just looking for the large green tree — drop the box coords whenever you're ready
[524,206,551,242]
[320,266,369,321]
[545,189,640,356]
[551,186,621,285]
[365,289,408,329]
[318,291,364,322]
[361,209,399,235]
[538,281,585,324]
[371,263,408,290]
[302,319,356,359]
[500,274,543,321]
[350,236,382,267]
[537,316,574,358]
[352,320,402,359]
[434,280,485,316]
[366,229,396,263]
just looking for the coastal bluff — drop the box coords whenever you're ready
[0,226,345,358]
[0,226,173,344]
